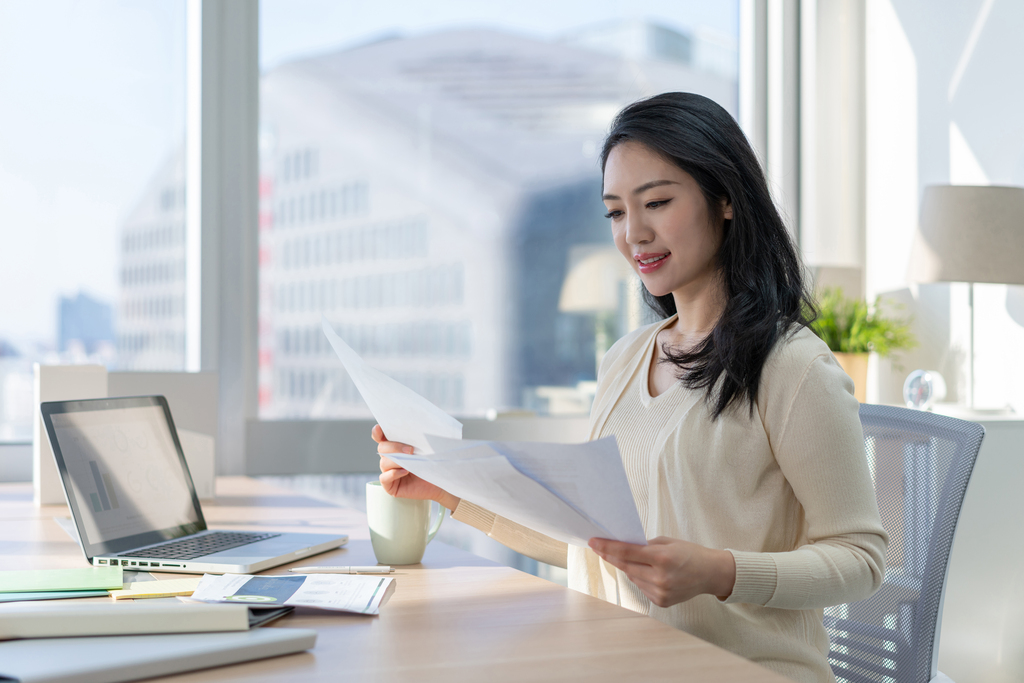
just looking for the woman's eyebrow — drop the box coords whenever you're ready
[602,179,679,201]
[632,179,678,194]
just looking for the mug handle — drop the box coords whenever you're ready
[426,501,446,544]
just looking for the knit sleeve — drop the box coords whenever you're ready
[725,345,888,609]
[451,500,568,569]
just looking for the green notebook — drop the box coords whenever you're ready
[0,567,123,593]
[0,590,110,603]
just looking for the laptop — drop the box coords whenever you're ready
[39,395,348,574]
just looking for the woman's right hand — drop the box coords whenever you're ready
[372,425,461,511]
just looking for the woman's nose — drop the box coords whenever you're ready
[624,215,653,245]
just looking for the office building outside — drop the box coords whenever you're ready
[116,150,188,371]
[258,26,735,419]
[119,23,736,419]
[58,292,115,357]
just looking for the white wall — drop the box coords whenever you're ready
[862,0,1024,411]
[939,417,1024,683]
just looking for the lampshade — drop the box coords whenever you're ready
[907,185,1024,285]
[558,245,633,313]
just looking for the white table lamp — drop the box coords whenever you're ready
[907,185,1024,407]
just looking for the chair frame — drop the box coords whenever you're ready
[827,404,985,683]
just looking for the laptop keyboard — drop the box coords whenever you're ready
[118,531,282,561]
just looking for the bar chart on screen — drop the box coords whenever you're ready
[87,461,119,512]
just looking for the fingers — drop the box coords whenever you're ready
[372,427,415,455]
[379,467,409,486]
[629,575,675,609]
[590,543,655,577]
[378,455,407,475]
[372,424,416,454]
[376,440,414,455]
[646,536,674,546]
[597,552,658,583]
[590,539,676,606]
[590,537,714,608]
[589,538,663,585]
[589,538,651,566]
[379,456,410,498]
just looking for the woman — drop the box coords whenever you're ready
[374,92,887,683]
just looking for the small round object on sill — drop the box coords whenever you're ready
[903,370,947,410]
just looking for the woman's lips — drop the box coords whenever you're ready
[635,252,670,273]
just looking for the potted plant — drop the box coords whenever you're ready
[807,287,917,402]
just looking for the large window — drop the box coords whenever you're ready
[0,1,188,441]
[256,0,739,420]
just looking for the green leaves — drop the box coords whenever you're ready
[807,288,917,357]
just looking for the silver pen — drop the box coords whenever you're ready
[288,565,393,574]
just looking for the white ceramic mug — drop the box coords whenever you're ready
[366,480,445,565]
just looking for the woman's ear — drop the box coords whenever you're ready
[721,197,733,221]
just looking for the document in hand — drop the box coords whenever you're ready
[189,573,395,615]
[322,316,646,547]
[322,315,461,454]
[390,436,645,546]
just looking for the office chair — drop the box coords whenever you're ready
[825,404,985,683]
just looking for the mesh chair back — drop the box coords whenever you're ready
[826,405,984,683]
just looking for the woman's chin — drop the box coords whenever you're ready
[643,283,673,298]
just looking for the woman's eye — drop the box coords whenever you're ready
[604,209,623,219]
[646,199,670,209]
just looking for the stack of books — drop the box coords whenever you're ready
[0,566,123,603]
[0,567,317,683]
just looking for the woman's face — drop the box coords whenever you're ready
[602,141,731,300]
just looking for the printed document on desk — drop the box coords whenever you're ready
[323,317,646,547]
[189,573,395,614]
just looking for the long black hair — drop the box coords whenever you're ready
[601,92,815,419]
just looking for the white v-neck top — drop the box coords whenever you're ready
[453,317,888,683]
[603,316,683,534]
[596,317,686,615]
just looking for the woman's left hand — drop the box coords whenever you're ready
[588,536,737,608]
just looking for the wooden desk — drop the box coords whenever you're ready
[0,477,788,683]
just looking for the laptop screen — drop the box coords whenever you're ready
[41,396,206,558]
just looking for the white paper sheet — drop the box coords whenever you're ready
[322,317,646,546]
[425,435,646,545]
[322,316,462,453]
[386,448,604,546]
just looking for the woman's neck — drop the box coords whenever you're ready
[665,277,726,350]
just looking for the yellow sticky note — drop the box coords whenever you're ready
[109,577,202,600]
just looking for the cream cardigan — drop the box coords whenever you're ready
[453,317,887,683]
